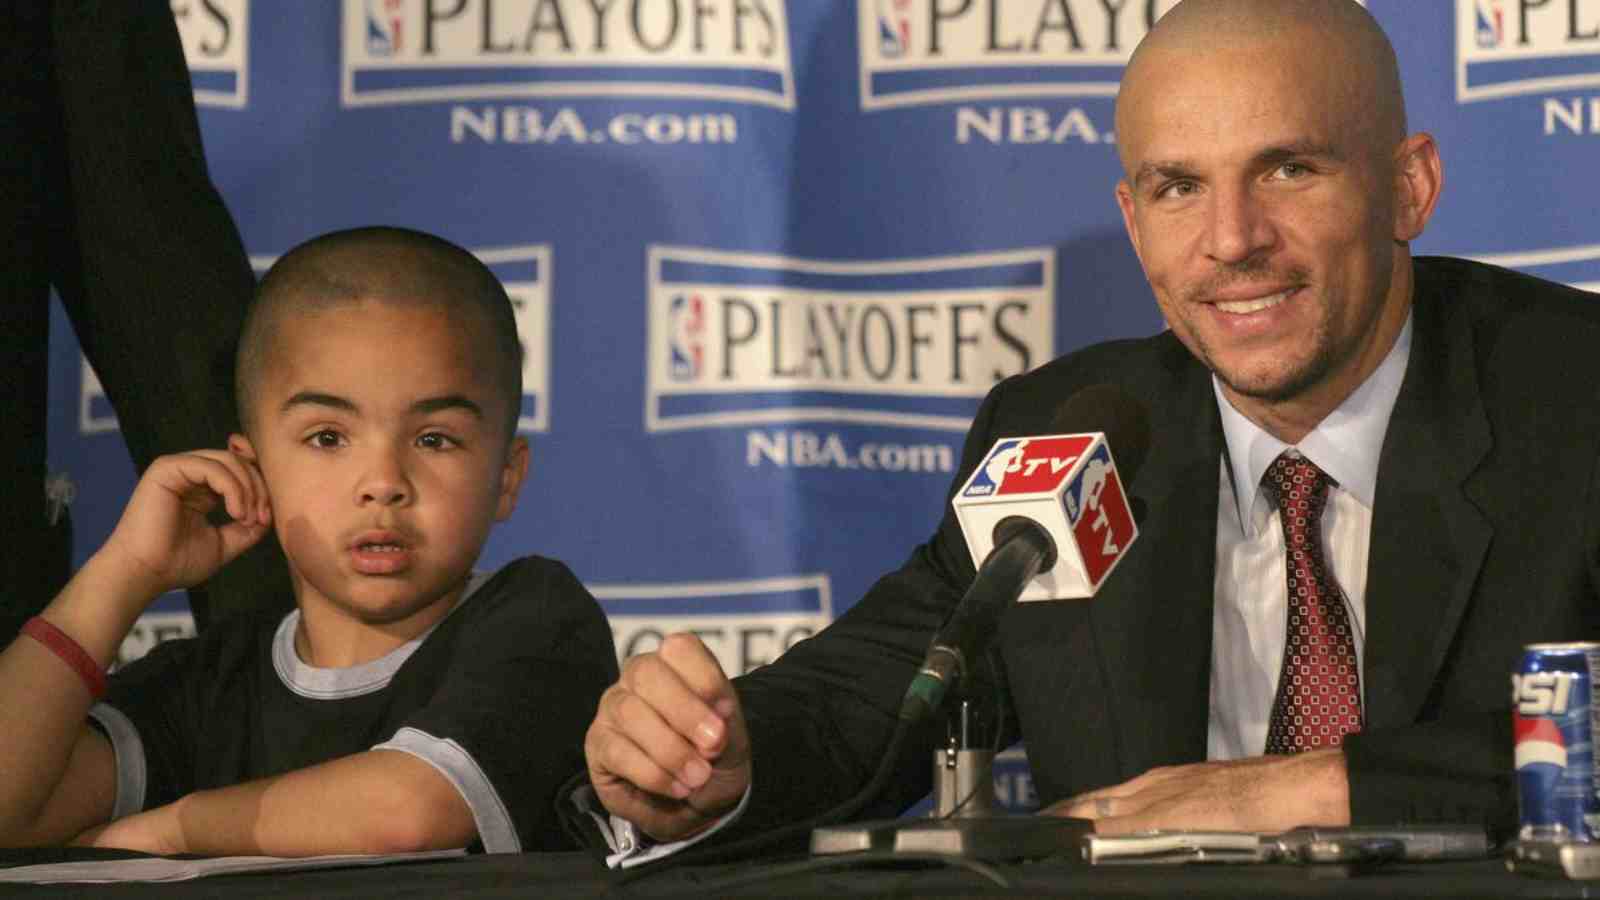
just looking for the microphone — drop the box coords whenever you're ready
[899,384,1150,723]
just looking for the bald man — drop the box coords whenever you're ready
[580,0,1600,857]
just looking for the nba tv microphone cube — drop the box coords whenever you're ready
[952,433,1138,601]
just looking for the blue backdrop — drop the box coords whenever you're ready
[45,0,1600,806]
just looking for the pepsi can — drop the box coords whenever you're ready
[1515,642,1600,842]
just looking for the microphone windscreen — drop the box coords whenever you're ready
[1050,384,1151,486]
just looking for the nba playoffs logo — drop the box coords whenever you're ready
[172,0,249,108]
[366,0,404,54]
[645,246,1055,433]
[342,0,795,109]
[875,0,913,58]
[482,246,554,432]
[669,294,706,382]
[592,574,832,676]
[1475,0,1508,48]
[1457,0,1600,102]
[247,243,553,433]
[856,0,1184,110]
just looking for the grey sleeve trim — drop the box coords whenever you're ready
[373,726,520,854]
[86,703,146,820]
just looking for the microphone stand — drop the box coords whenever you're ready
[811,690,1090,860]
[934,698,997,819]
[810,517,1092,860]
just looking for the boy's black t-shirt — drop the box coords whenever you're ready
[88,556,618,853]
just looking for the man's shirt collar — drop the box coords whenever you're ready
[1215,311,1413,535]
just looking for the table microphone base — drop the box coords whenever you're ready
[810,814,1091,860]
[810,744,1090,860]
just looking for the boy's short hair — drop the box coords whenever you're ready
[237,227,523,438]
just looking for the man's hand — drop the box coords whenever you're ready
[97,449,272,604]
[585,633,750,842]
[1043,749,1350,834]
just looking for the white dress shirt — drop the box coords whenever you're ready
[1207,313,1413,760]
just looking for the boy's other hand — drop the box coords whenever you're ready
[586,633,750,843]
[98,450,272,604]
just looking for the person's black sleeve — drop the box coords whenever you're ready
[1343,713,1513,839]
[48,0,292,631]
[1343,415,1600,842]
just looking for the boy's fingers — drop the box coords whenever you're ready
[194,450,260,522]
[224,441,272,524]
[240,457,271,524]
[168,451,269,527]
[215,518,270,564]
[150,453,241,521]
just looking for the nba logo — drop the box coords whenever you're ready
[876,0,912,57]
[963,439,1026,497]
[669,294,705,381]
[1065,445,1135,586]
[1475,0,1504,49]
[1061,446,1114,525]
[366,0,404,55]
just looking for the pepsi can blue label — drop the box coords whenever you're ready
[1515,643,1600,842]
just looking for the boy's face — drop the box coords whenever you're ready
[231,299,527,639]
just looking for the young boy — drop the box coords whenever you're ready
[0,227,617,856]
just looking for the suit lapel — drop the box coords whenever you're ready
[1362,268,1493,727]
[1092,359,1222,771]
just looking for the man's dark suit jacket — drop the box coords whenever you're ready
[727,257,1600,845]
[0,1,291,636]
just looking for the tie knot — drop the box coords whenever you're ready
[1264,452,1332,516]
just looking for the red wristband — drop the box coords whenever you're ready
[22,617,108,700]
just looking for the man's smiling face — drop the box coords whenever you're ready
[1113,18,1420,438]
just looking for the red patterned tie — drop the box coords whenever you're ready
[1263,453,1363,754]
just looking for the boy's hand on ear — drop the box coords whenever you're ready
[97,450,273,605]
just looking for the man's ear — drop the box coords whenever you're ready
[1115,179,1146,267]
[1392,132,1443,242]
[228,433,257,462]
[495,436,530,522]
